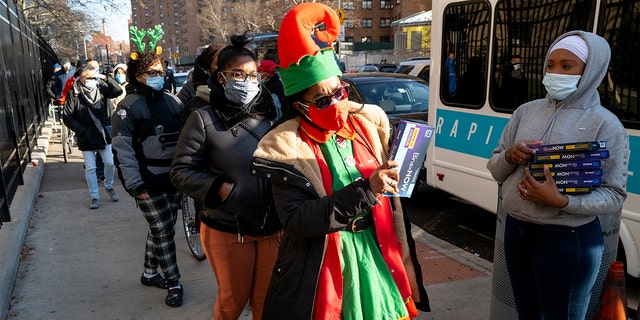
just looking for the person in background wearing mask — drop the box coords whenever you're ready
[257,59,285,114]
[46,57,76,102]
[163,60,177,94]
[61,63,122,209]
[487,31,629,319]
[444,51,457,97]
[170,32,282,320]
[177,42,225,122]
[112,63,128,108]
[111,26,185,307]
[500,54,528,109]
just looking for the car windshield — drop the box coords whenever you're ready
[353,80,429,113]
[396,65,415,75]
[175,75,188,86]
[379,65,397,73]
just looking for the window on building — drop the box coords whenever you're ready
[159,4,163,9]
[361,36,371,43]
[362,0,372,9]
[380,36,391,42]
[176,30,180,34]
[396,0,400,4]
[343,1,354,9]
[174,12,179,17]
[380,18,391,27]
[222,7,228,12]
[380,0,392,9]
[395,33,407,49]
[344,20,355,28]
[159,13,163,17]
[345,37,354,42]
[173,3,178,8]
[361,18,372,28]
[174,21,180,26]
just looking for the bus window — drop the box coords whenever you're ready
[490,0,596,112]
[440,1,491,108]
[597,0,640,130]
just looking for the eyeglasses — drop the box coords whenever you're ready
[300,83,350,110]
[221,70,261,82]
[144,70,166,77]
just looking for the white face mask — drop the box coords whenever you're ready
[84,79,98,89]
[542,73,581,100]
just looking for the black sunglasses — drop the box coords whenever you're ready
[300,83,350,110]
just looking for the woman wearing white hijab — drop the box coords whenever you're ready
[487,31,629,319]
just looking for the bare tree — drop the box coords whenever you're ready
[198,0,340,42]
[16,0,122,58]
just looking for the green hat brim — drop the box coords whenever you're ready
[278,49,342,96]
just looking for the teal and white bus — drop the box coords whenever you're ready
[427,0,639,318]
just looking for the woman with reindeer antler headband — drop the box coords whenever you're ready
[111,25,186,308]
[250,3,430,319]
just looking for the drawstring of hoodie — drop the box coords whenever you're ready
[536,99,566,143]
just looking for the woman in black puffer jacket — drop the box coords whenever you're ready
[170,32,282,320]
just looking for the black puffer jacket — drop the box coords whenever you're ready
[171,82,281,236]
[62,76,123,151]
[111,81,184,197]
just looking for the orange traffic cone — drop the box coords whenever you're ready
[594,261,628,320]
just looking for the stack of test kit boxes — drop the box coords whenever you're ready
[528,141,608,194]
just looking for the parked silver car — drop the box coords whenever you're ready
[341,72,429,122]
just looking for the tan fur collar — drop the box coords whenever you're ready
[253,102,390,197]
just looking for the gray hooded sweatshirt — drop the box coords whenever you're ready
[486,31,629,227]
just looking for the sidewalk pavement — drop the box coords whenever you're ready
[0,120,493,320]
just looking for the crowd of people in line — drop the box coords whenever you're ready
[45,3,628,319]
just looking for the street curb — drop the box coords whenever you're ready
[0,126,48,320]
[411,224,493,276]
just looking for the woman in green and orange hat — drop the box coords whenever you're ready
[251,3,429,319]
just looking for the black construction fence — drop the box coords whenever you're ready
[0,0,57,228]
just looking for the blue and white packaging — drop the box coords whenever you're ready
[386,120,434,197]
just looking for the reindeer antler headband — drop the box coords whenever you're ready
[129,25,164,60]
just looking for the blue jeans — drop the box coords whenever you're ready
[82,145,115,200]
[504,214,603,320]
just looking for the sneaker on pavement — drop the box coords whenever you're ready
[90,198,100,209]
[106,187,119,202]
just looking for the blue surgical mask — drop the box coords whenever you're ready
[146,76,165,91]
[115,74,127,84]
[224,78,261,106]
[84,79,98,89]
[542,73,581,100]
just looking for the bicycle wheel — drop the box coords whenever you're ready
[182,195,206,261]
[61,121,68,163]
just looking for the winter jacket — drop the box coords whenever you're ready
[171,83,281,236]
[179,84,210,127]
[487,31,629,227]
[251,102,426,319]
[61,76,123,151]
[46,67,76,99]
[111,81,184,197]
